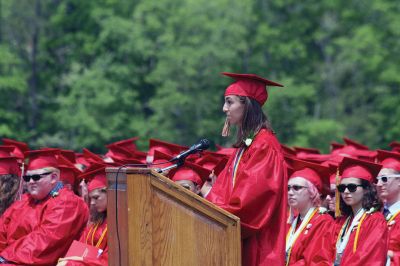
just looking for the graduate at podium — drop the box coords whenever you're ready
[205,72,287,266]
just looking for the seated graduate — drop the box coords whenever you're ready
[170,161,211,195]
[0,156,20,216]
[285,157,334,265]
[376,150,400,265]
[0,149,89,265]
[333,157,388,266]
[58,165,108,266]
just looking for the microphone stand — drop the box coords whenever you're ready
[157,159,184,174]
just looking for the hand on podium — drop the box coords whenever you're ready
[200,170,216,197]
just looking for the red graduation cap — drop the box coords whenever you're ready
[222,72,283,106]
[389,141,400,153]
[82,148,104,164]
[339,157,382,183]
[195,154,221,170]
[0,156,20,176]
[75,153,90,168]
[377,149,400,172]
[170,161,212,187]
[294,146,321,155]
[330,142,345,152]
[321,160,339,185]
[215,144,236,156]
[2,138,29,159]
[148,139,187,157]
[286,157,330,195]
[300,154,331,164]
[60,150,76,164]
[280,144,296,157]
[343,137,369,150]
[0,146,15,158]
[152,150,174,168]
[107,137,138,152]
[105,144,133,160]
[25,149,60,171]
[195,155,228,176]
[57,155,82,186]
[79,165,107,193]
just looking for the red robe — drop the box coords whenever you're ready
[62,218,108,266]
[206,129,287,266]
[333,212,388,266]
[287,211,334,265]
[387,213,400,265]
[0,188,89,265]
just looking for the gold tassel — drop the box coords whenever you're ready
[335,167,341,218]
[221,117,230,137]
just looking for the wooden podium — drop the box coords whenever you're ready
[106,167,241,266]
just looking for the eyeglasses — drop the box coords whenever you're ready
[288,185,308,192]
[337,184,363,193]
[376,174,400,183]
[23,172,53,182]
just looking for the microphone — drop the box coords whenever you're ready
[170,139,210,162]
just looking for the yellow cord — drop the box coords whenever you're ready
[353,212,367,253]
[286,208,319,265]
[335,167,341,218]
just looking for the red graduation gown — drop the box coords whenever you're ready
[334,212,388,266]
[388,213,400,265]
[287,211,334,265]
[63,218,108,266]
[0,188,89,265]
[206,129,287,266]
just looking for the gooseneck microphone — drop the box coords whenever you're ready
[170,139,210,162]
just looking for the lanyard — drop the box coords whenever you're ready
[86,222,108,248]
[285,207,318,265]
[335,208,365,255]
[232,147,245,186]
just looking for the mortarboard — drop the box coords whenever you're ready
[222,72,283,106]
[376,149,400,172]
[25,149,60,171]
[286,157,330,195]
[338,157,382,183]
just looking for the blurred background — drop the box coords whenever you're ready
[0,0,399,153]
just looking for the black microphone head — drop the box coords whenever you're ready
[199,139,210,150]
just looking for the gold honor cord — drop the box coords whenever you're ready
[285,208,318,266]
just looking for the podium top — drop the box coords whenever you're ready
[105,166,240,223]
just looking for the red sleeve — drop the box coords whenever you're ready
[208,137,287,238]
[0,197,89,265]
[340,212,388,266]
[0,199,26,252]
[389,218,400,266]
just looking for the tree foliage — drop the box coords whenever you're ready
[0,0,399,152]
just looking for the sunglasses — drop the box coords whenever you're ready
[376,174,400,183]
[288,185,308,192]
[337,184,363,193]
[23,172,53,182]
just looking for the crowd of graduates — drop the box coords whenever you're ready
[0,72,399,266]
[0,136,399,265]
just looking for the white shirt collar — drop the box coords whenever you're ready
[388,200,400,215]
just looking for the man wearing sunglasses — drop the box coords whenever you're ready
[376,150,400,265]
[0,149,89,265]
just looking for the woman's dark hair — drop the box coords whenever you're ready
[339,179,382,216]
[0,174,20,215]
[233,96,273,148]
[89,188,107,223]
